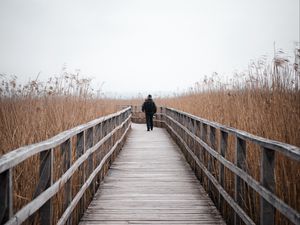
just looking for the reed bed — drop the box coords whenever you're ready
[0,73,121,224]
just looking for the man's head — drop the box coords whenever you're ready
[147,94,152,99]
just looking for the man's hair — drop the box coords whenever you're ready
[147,94,152,99]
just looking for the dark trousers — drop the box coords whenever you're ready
[145,113,154,130]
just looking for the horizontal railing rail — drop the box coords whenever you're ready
[160,107,300,225]
[0,107,132,225]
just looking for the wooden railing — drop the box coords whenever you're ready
[131,105,300,224]
[131,105,165,128]
[0,107,131,225]
[159,107,300,225]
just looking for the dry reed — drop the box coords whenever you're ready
[0,73,121,224]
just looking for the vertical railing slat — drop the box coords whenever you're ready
[235,137,246,225]
[201,123,207,187]
[40,149,53,225]
[61,139,72,225]
[86,127,94,198]
[0,168,13,224]
[219,131,228,212]
[209,126,216,202]
[260,147,275,225]
[76,131,86,219]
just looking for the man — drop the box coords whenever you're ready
[142,94,157,131]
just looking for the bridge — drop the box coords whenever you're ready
[0,106,299,225]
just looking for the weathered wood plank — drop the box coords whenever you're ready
[80,124,225,225]
[218,131,227,213]
[76,131,86,219]
[39,149,53,225]
[61,139,72,225]
[260,147,275,225]
[235,137,246,225]
[0,168,13,224]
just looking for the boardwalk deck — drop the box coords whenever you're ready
[79,123,226,225]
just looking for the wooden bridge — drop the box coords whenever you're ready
[0,106,299,225]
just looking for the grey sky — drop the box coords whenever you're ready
[0,0,299,96]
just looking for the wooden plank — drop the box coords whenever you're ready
[61,139,72,225]
[76,131,86,218]
[80,124,225,225]
[79,222,225,225]
[260,147,275,225]
[219,131,227,213]
[0,168,13,224]
[235,137,246,225]
[39,149,53,225]
[208,126,216,201]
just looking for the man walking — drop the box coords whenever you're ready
[142,94,157,131]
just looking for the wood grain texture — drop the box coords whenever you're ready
[79,124,225,225]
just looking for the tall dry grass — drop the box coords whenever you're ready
[0,72,123,224]
[0,73,120,155]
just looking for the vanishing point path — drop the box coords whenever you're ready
[79,123,225,225]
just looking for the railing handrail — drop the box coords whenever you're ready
[0,107,131,173]
[165,107,300,160]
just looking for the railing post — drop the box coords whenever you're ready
[39,149,53,225]
[209,126,216,202]
[201,123,207,186]
[76,131,85,218]
[235,137,246,225]
[191,119,197,169]
[61,139,72,224]
[260,147,275,225]
[0,168,13,224]
[219,131,228,213]
[86,127,94,196]
[194,120,202,181]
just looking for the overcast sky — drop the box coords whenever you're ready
[0,0,299,96]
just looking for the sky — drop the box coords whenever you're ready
[0,0,299,96]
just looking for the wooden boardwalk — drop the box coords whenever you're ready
[79,123,225,225]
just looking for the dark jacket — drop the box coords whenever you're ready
[142,98,157,114]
